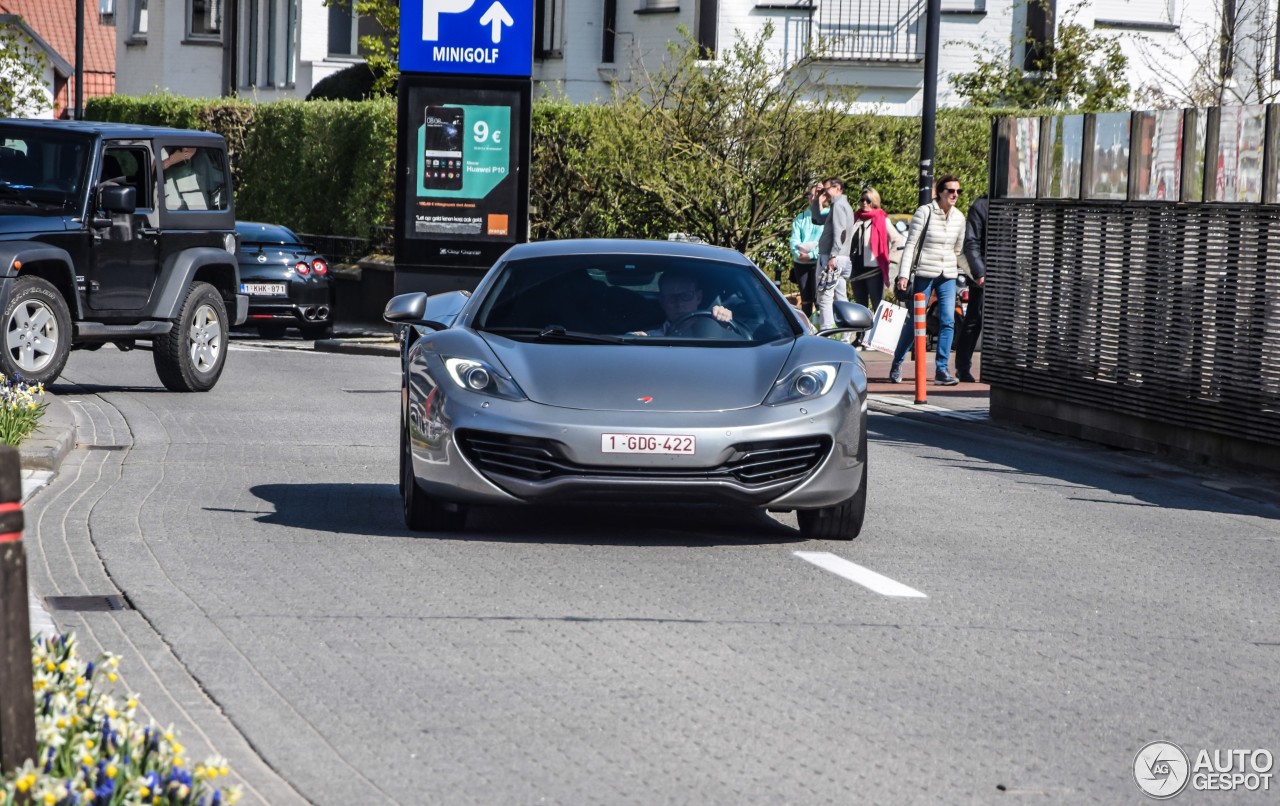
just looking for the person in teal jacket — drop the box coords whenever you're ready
[789,182,826,318]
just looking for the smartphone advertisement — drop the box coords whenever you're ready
[403,84,521,244]
[395,74,530,284]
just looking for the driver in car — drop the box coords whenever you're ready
[632,268,733,336]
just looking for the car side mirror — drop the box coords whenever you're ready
[832,300,874,331]
[384,292,428,324]
[99,185,136,214]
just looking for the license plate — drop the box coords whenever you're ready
[241,283,286,296]
[601,433,696,455]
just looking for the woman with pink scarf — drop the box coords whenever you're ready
[848,187,902,345]
[850,188,899,307]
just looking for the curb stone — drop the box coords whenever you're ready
[313,336,399,357]
[19,393,76,472]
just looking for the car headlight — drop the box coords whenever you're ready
[443,357,525,401]
[764,363,840,406]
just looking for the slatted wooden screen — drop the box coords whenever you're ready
[984,199,1280,445]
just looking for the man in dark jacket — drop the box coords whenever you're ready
[956,195,987,383]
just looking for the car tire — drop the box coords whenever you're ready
[0,276,72,386]
[153,282,228,392]
[256,323,287,340]
[797,422,867,541]
[300,322,332,341]
[401,425,467,532]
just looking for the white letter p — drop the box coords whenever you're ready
[422,0,477,41]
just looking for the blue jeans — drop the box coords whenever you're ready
[892,274,956,373]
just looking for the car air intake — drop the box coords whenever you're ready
[456,430,829,486]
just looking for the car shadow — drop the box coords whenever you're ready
[869,413,1280,520]
[236,483,805,546]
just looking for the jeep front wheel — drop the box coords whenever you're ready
[1,277,71,385]
[153,282,227,392]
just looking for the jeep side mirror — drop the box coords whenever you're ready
[100,185,136,214]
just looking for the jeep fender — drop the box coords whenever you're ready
[0,241,83,319]
[153,247,247,325]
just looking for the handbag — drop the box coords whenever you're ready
[865,299,907,355]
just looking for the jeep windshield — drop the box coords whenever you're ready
[0,127,91,212]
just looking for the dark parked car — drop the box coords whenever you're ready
[384,238,875,539]
[235,221,333,339]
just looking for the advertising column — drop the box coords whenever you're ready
[394,0,533,294]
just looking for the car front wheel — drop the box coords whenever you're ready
[1,277,71,385]
[154,282,228,392]
[797,422,867,541]
[401,425,467,532]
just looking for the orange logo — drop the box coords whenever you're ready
[487,214,509,236]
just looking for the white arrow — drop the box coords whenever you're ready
[478,1,514,43]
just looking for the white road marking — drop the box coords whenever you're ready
[794,551,928,598]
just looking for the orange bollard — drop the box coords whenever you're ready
[913,292,927,405]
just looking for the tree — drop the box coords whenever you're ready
[0,21,50,117]
[949,3,1131,111]
[592,24,862,262]
[1133,0,1279,107]
[323,0,398,96]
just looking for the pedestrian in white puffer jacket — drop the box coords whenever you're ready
[888,174,971,386]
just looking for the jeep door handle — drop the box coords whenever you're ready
[138,228,159,238]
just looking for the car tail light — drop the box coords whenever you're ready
[295,261,310,275]
[312,258,329,276]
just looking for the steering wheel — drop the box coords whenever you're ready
[666,310,750,339]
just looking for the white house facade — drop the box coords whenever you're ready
[112,0,1245,114]
[533,0,1211,113]
[114,0,378,99]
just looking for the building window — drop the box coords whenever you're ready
[244,0,294,87]
[1023,0,1053,71]
[286,0,298,84]
[328,5,381,57]
[99,0,115,24]
[535,0,565,58]
[246,0,259,86]
[131,0,148,38]
[266,0,277,86]
[188,0,222,39]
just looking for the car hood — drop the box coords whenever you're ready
[482,337,795,412]
[0,213,71,234]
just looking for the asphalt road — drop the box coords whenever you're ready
[21,339,1280,805]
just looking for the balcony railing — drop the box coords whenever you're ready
[811,0,925,62]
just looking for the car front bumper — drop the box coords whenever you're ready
[408,372,867,511]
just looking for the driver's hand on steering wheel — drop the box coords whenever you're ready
[711,305,733,323]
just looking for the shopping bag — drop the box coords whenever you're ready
[866,300,907,355]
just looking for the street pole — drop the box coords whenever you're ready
[74,0,85,119]
[918,0,942,205]
[0,445,35,774]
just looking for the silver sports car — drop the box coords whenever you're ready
[385,239,874,540]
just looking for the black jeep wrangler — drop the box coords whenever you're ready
[0,119,247,391]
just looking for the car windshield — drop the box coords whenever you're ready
[0,127,91,211]
[472,253,797,345]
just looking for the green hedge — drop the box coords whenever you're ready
[87,94,395,242]
[86,94,1009,248]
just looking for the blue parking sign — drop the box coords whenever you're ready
[400,0,534,77]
